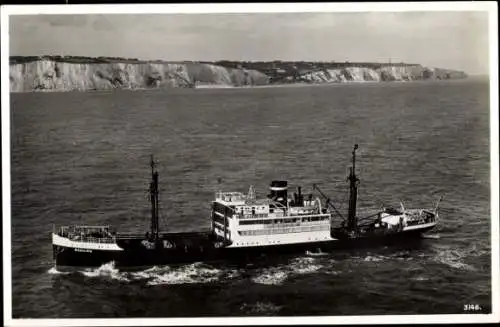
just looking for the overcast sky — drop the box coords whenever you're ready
[9,11,490,74]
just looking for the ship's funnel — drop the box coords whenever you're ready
[268,180,288,206]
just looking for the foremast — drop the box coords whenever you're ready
[149,155,160,242]
[347,144,359,233]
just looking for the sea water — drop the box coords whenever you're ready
[10,79,491,317]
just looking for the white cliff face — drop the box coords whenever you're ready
[186,63,233,86]
[300,66,427,83]
[294,64,466,84]
[9,60,466,92]
[376,65,427,81]
[9,60,270,92]
[302,67,380,83]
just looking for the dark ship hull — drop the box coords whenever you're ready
[53,226,436,271]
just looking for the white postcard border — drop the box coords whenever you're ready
[2,2,498,326]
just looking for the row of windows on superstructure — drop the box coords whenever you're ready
[214,212,326,220]
[214,202,270,216]
[238,215,329,225]
[238,224,329,236]
[213,204,321,220]
[212,211,271,221]
[236,205,267,212]
[238,213,269,219]
[237,211,320,219]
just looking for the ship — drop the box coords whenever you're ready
[52,144,441,271]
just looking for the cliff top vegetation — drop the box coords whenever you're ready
[10,55,423,71]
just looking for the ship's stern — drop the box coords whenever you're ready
[51,228,123,271]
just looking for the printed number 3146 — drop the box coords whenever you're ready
[464,304,482,311]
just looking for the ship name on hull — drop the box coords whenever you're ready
[74,248,93,253]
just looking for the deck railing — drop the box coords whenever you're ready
[67,236,116,244]
[56,225,116,243]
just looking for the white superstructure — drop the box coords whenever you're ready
[210,181,337,248]
[378,206,438,232]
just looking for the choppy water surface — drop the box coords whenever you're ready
[10,79,491,317]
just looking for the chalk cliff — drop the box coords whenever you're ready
[9,60,271,92]
[9,58,467,92]
[296,65,467,83]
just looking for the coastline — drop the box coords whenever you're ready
[8,78,481,94]
[9,57,468,93]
